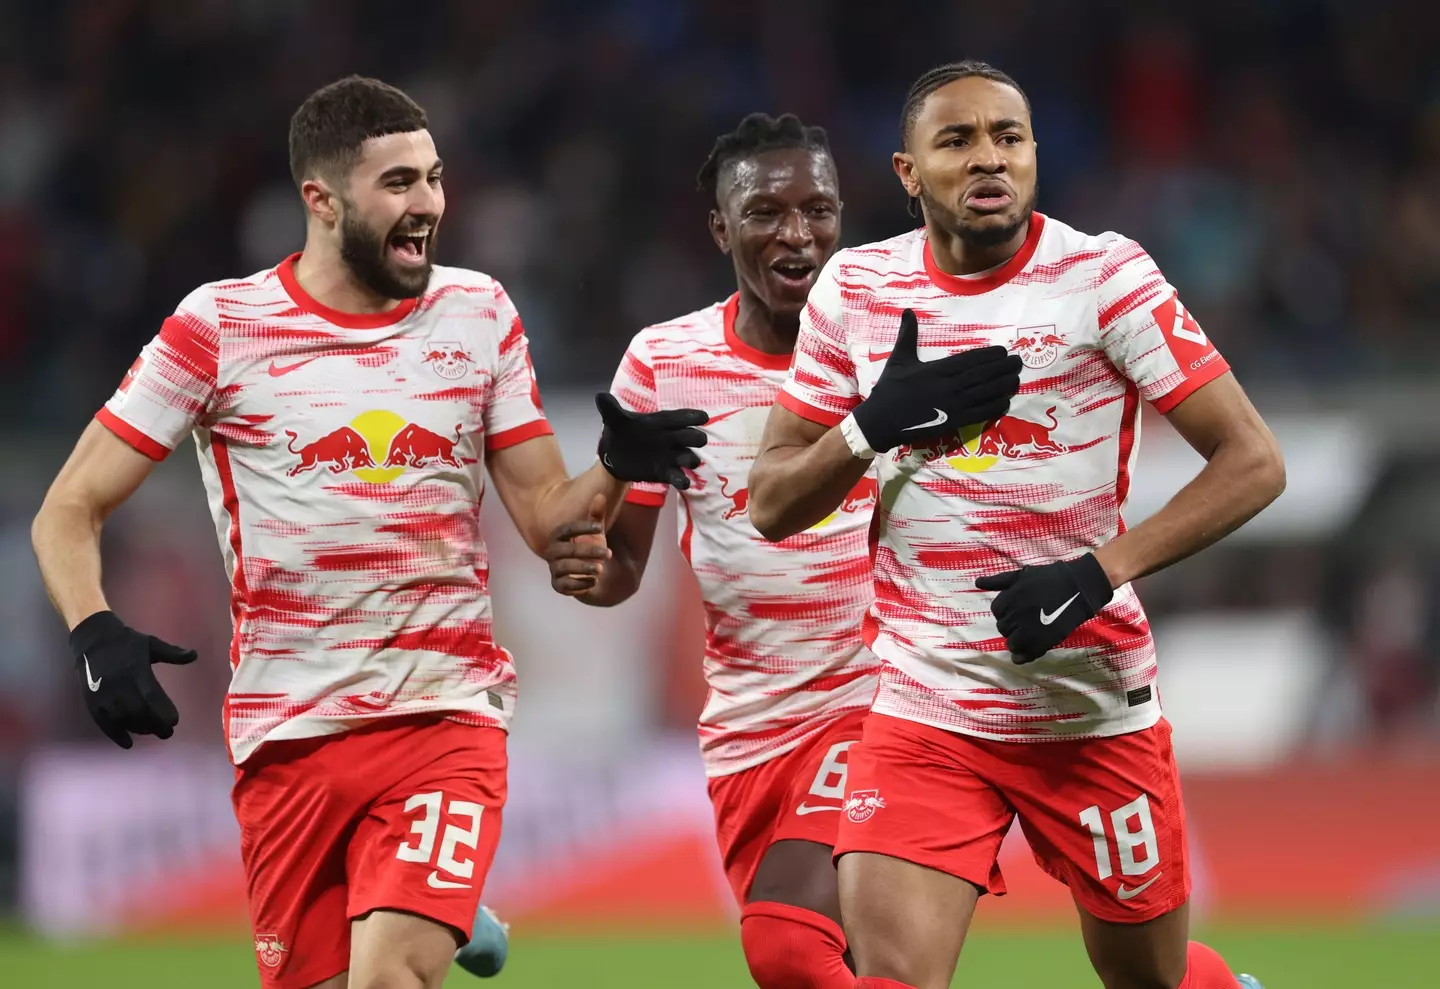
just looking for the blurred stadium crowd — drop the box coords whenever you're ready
[1,0,1438,918]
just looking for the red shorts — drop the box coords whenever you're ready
[232,716,507,989]
[707,711,867,905]
[834,713,1189,923]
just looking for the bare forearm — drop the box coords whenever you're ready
[31,501,110,630]
[750,427,871,541]
[1095,439,1285,587]
[529,463,628,555]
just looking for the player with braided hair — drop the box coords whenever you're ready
[542,112,877,988]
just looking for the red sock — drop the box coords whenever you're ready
[853,979,916,988]
[739,901,853,989]
[1179,941,1241,989]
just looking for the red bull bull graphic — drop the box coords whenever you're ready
[839,476,879,514]
[1011,324,1066,369]
[716,474,749,520]
[895,407,1068,474]
[383,423,465,469]
[285,426,377,476]
[968,407,1064,458]
[285,411,473,483]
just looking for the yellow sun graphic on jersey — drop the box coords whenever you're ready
[945,421,1000,474]
[349,409,408,484]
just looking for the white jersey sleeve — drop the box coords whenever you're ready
[778,255,861,427]
[609,332,669,508]
[483,283,551,452]
[97,287,220,459]
[1097,238,1230,413]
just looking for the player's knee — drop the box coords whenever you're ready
[1092,960,1186,989]
[346,957,433,989]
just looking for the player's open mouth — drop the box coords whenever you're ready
[389,230,429,266]
[964,180,1014,213]
[770,259,816,286]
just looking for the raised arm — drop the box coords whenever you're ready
[748,407,870,540]
[751,308,1022,540]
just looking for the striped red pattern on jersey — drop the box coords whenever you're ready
[612,295,879,777]
[97,256,548,763]
[779,216,1228,742]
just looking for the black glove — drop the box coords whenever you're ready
[976,554,1114,664]
[69,611,197,749]
[596,392,709,489]
[852,309,1023,453]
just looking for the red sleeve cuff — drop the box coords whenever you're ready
[624,488,667,507]
[777,390,850,428]
[1150,357,1231,414]
[95,407,172,461]
[485,418,554,453]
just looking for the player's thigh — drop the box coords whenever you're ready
[1076,899,1190,989]
[834,714,1013,988]
[1007,720,1190,927]
[748,711,868,922]
[708,761,790,906]
[348,909,458,989]
[346,723,508,948]
[749,838,842,925]
[838,852,980,989]
[234,739,359,989]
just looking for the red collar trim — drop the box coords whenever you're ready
[923,212,1047,296]
[722,293,793,371]
[277,253,418,329]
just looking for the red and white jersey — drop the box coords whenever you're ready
[98,254,551,764]
[612,295,879,777]
[779,214,1230,742]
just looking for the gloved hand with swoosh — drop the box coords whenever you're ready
[846,308,1023,456]
[976,555,1115,663]
[69,610,197,748]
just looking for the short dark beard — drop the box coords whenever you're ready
[919,180,1037,249]
[338,203,433,300]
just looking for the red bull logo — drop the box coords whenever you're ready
[965,407,1064,459]
[422,340,476,380]
[896,407,1067,474]
[383,423,465,468]
[286,426,377,476]
[285,411,472,483]
[1011,324,1066,369]
[716,474,749,520]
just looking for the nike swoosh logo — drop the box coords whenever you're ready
[267,357,322,377]
[901,408,948,432]
[795,803,842,816]
[1039,593,1080,626]
[84,656,102,692]
[868,349,893,362]
[1116,872,1162,900]
[426,871,471,890]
